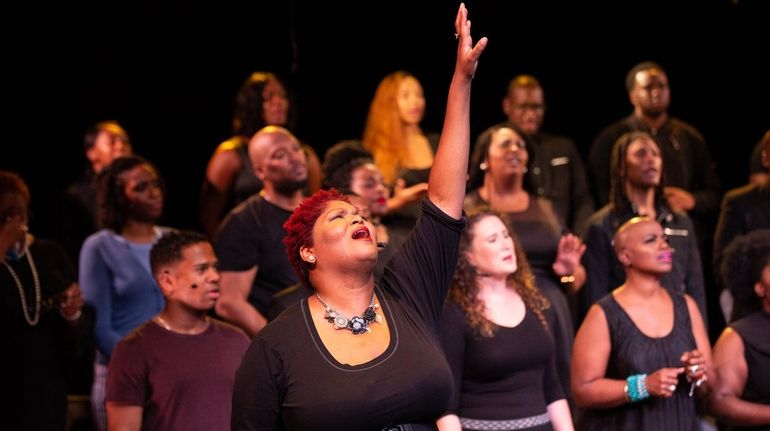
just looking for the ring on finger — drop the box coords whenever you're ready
[689,365,699,374]
[668,384,677,392]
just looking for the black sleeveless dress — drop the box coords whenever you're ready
[729,310,770,431]
[580,291,699,431]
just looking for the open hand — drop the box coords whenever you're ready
[664,186,695,212]
[552,233,586,277]
[454,3,487,79]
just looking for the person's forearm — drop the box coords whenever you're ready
[574,378,628,409]
[711,395,770,426]
[436,414,462,431]
[428,76,472,219]
[547,399,574,431]
[216,300,266,337]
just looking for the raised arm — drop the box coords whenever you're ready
[427,3,487,219]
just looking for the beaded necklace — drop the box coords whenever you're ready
[316,293,382,335]
[2,246,41,326]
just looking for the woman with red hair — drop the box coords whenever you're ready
[232,4,487,430]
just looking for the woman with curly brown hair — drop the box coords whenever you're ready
[438,208,574,431]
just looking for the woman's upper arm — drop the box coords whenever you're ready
[684,294,713,365]
[572,305,611,392]
[206,147,241,191]
[711,327,747,399]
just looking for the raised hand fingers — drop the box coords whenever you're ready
[454,3,487,75]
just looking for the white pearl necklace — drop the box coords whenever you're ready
[2,246,41,326]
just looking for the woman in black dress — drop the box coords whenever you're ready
[438,208,573,430]
[1,171,87,430]
[572,216,712,430]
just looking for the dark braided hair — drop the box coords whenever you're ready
[608,131,672,230]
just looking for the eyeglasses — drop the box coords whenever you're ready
[513,103,545,113]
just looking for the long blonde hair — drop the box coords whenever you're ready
[449,208,550,337]
[362,71,417,185]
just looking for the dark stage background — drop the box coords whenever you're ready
[4,0,769,238]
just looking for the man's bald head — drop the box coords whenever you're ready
[248,126,298,171]
[247,125,307,194]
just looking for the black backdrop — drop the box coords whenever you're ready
[4,0,769,237]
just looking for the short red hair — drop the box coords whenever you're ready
[283,189,350,288]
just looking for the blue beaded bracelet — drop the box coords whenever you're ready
[626,374,650,403]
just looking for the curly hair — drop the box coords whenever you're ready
[97,155,164,232]
[362,71,420,185]
[322,140,373,191]
[468,124,536,194]
[609,131,672,229]
[232,71,297,138]
[0,171,30,206]
[448,207,550,337]
[283,189,351,289]
[150,229,208,277]
[721,229,770,316]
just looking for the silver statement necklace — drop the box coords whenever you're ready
[316,293,382,335]
[2,246,41,326]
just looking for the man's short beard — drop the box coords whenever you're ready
[273,178,307,196]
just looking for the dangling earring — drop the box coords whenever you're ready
[479,162,488,171]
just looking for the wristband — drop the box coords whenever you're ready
[626,374,650,402]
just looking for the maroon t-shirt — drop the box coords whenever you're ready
[106,318,249,431]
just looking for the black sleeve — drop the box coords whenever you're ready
[439,302,467,415]
[543,354,566,405]
[232,337,284,431]
[380,199,466,330]
[580,217,613,321]
[215,208,260,272]
[688,133,721,215]
[712,192,743,287]
[588,130,617,208]
[567,141,595,234]
[679,215,707,322]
